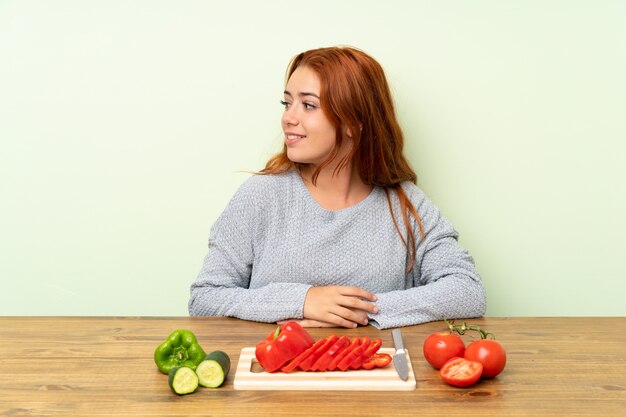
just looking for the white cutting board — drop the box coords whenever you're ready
[233,347,416,391]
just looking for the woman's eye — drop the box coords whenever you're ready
[280,100,291,109]
[303,102,317,110]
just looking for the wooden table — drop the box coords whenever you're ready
[1,317,625,416]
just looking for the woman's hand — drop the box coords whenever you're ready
[301,286,379,328]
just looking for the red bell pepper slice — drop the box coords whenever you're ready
[337,337,371,371]
[327,337,360,371]
[349,338,383,370]
[362,353,392,369]
[299,335,338,371]
[311,335,350,371]
[281,337,327,373]
[363,338,382,357]
[348,336,372,370]
[255,321,315,373]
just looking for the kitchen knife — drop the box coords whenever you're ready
[391,329,409,381]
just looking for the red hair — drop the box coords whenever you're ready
[261,46,425,272]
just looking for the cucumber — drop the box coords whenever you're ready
[168,366,199,395]
[195,350,231,388]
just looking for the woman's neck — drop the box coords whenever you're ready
[299,162,373,211]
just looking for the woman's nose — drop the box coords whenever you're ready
[282,107,299,126]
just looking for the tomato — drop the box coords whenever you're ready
[439,357,483,387]
[464,339,506,378]
[423,332,465,369]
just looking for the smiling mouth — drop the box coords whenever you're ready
[285,134,306,145]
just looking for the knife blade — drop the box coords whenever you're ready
[391,329,409,381]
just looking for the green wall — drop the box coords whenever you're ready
[2,1,625,316]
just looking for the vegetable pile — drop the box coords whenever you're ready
[255,321,392,373]
[154,329,231,395]
[423,320,507,388]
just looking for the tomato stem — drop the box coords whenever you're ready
[445,319,495,340]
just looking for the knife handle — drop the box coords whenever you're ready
[392,329,405,351]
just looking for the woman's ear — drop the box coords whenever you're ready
[345,123,363,138]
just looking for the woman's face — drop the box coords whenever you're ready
[281,66,338,167]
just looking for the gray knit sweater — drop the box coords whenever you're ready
[189,169,486,329]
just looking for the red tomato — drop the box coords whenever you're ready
[464,339,506,378]
[423,332,465,369]
[439,357,483,387]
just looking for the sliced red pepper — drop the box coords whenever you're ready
[337,337,371,371]
[299,335,338,371]
[353,338,384,370]
[255,321,315,373]
[349,336,371,370]
[363,338,382,357]
[311,335,350,371]
[362,353,392,370]
[281,337,327,373]
[327,337,360,371]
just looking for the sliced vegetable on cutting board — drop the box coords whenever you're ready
[254,322,392,373]
[281,337,327,373]
[310,335,349,371]
[326,336,360,371]
[299,335,339,371]
[235,347,415,391]
[362,353,392,370]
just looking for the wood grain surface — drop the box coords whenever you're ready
[0,316,625,416]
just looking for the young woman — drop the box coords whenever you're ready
[188,46,486,329]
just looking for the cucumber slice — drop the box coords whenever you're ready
[196,350,231,388]
[168,366,199,395]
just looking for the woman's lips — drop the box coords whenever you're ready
[285,134,306,145]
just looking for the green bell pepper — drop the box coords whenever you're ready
[154,329,206,374]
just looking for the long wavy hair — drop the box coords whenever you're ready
[261,46,424,272]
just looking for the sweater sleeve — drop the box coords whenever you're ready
[367,187,487,329]
[188,177,311,322]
